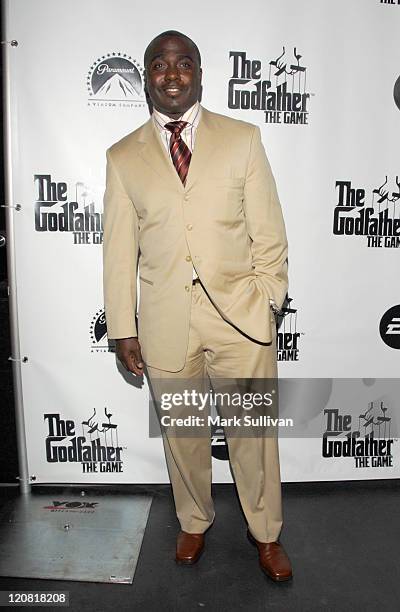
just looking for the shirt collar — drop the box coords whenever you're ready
[152,101,201,132]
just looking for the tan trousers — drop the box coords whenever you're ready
[146,279,282,543]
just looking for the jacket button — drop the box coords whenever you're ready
[186,224,193,231]
[185,255,192,262]
[185,285,190,292]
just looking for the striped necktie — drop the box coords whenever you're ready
[164,121,192,185]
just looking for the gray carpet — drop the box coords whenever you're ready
[0,480,399,611]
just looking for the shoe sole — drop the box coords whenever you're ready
[247,530,293,582]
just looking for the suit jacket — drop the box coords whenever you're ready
[103,106,288,372]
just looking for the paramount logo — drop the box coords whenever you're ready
[95,74,139,98]
[87,52,145,107]
[96,63,138,75]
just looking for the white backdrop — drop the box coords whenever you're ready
[5,0,400,483]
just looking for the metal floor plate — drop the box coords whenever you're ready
[0,490,152,583]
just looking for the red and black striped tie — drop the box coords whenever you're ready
[165,121,191,185]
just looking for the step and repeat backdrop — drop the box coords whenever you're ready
[5,0,400,483]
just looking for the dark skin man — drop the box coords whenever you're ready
[115,32,202,376]
[108,29,293,581]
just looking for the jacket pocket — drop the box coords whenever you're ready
[139,275,154,286]
[210,177,245,189]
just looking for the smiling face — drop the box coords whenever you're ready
[144,34,202,118]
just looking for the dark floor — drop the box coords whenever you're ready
[0,480,399,611]
[0,283,18,484]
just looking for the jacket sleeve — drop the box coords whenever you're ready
[243,125,288,309]
[102,148,139,339]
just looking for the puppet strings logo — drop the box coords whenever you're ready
[276,297,303,362]
[87,52,145,108]
[322,402,395,468]
[34,174,103,245]
[90,308,110,353]
[228,47,313,124]
[44,408,125,474]
[333,178,400,248]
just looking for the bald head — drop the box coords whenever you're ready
[144,30,201,70]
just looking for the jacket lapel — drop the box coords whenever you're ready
[137,118,184,191]
[136,106,219,191]
[185,107,218,191]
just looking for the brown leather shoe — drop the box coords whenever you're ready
[247,530,293,582]
[175,530,205,565]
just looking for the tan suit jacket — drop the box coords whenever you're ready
[103,106,288,372]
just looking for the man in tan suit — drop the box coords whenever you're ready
[103,30,292,581]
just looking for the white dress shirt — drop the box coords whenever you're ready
[152,101,201,158]
[152,102,202,280]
